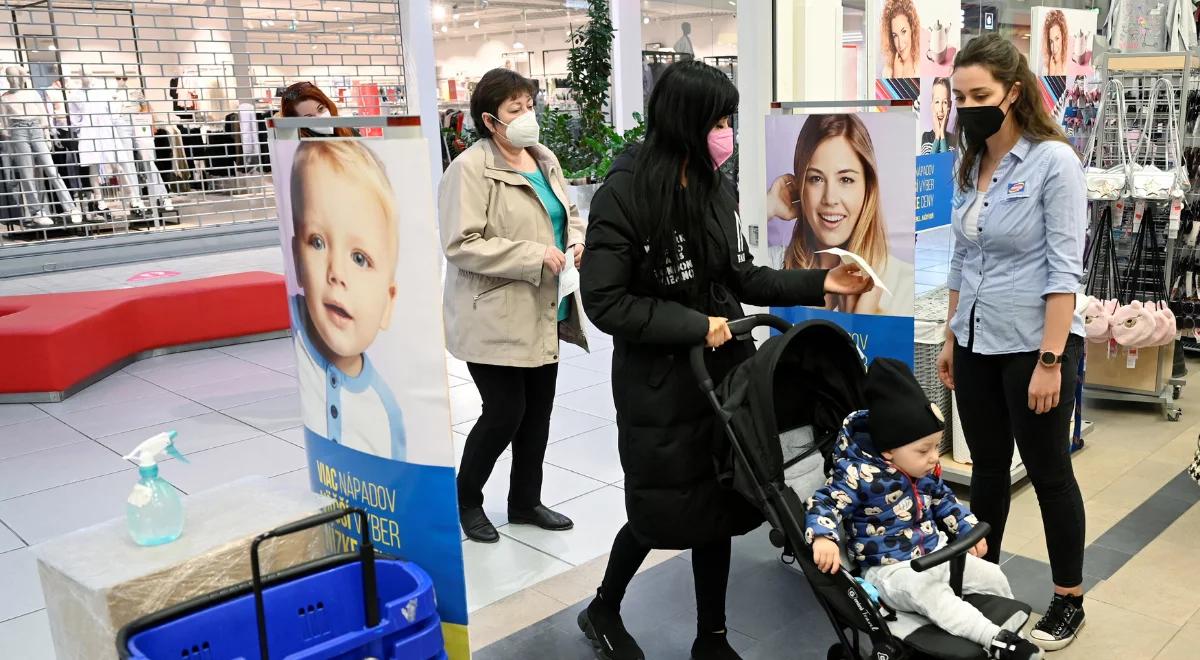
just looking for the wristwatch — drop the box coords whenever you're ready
[1038,351,1065,367]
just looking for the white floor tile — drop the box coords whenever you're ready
[556,363,610,395]
[446,356,473,381]
[480,459,606,527]
[451,405,612,449]
[274,425,306,448]
[0,522,22,554]
[0,404,48,429]
[0,548,44,622]
[222,393,301,433]
[133,353,274,391]
[462,535,572,612]
[34,373,169,416]
[173,370,297,410]
[216,337,296,372]
[447,374,468,388]
[554,383,617,421]
[164,435,306,495]
[565,347,613,374]
[0,441,131,501]
[93,412,265,458]
[0,469,151,544]
[0,416,90,461]
[501,486,627,566]
[449,382,483,425]
[559,341,589,359]
[0,610,53,659]
[51,391,210,439]
[121,348,228,376]
[271,468,313,493]
[544,424,624,484]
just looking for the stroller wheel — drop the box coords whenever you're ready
[827,643,850,660]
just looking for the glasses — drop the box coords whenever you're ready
[282,81,315,102]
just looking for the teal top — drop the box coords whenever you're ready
[520,168,569,322]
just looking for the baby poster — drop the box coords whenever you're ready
[765,111,916,365]
[271,134,470,657]
[869,0,961,101]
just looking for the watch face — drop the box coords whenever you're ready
[1040,352,1057,366]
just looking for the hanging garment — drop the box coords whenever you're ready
[74,88,117,168]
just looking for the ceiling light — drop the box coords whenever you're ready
[643,16,649,24]
[432,4,447,21]
[453,12,460,21]
[513,39,525,49]
[473,19,480,28]
[441,24,448,33]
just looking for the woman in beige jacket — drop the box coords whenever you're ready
[439,68,587,543]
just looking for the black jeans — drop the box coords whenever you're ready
[953,335,1086,588]
[456,362,558,511]
[599,523,733,633]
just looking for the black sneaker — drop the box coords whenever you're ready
[691,631,742,659]
[989,630,1043,660]
[578,596,644,660]
[1030,594,1085,651]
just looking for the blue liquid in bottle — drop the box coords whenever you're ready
[126,464,184,546]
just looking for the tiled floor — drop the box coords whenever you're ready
[1,232,1198,660]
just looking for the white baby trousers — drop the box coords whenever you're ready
[864,553,1014,646]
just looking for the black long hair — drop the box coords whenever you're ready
[635,60,738,289]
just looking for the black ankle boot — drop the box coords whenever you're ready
[691,630,741,660]
[577,593,644,660]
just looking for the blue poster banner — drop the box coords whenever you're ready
[770,306,915,367]
[916,150,955,231]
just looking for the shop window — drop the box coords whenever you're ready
[0,0,407,248]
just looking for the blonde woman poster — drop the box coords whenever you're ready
[766,112,916,363]
[1030,7,1097,79]
[871,0,961,100]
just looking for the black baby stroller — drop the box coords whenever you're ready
[691,315,1032,660]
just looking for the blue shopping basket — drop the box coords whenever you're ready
[117,508,448,660]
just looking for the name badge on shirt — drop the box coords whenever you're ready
[1007,181,1026,195]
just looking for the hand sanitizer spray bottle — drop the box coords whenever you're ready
[123,431,187,546]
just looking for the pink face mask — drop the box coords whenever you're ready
[708,127,734,169]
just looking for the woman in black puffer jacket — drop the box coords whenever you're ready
[577,60,874,660]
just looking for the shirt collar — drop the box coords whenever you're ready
[1010,136,1033,162]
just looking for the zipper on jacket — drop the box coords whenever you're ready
[472,281,513,309]
[897,469,928,555]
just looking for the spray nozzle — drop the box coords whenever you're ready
[123,430,188,468]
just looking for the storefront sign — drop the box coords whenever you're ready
[765,111,917,365]
[271,134,470,657]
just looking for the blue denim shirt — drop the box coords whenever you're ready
[948,137,1086,355]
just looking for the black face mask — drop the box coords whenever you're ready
[957,88,1014,145]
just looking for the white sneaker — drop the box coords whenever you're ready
[33,215,54,227]
[69,209,83,225]
[95,198,109,212]
[162,198,175,213]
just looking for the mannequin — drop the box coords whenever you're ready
[74,75,139,221]
[110,76,148,217]
[1,65,82,225]
[674,22,695,59]
[114,76,171,214]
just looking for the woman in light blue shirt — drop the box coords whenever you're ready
[936,35,1087,652]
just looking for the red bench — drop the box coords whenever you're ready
[0,272,290,399]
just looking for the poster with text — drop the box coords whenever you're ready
[272,135,470,657]
[765,112,916,364]
[869,0,961,100]
[916,75,956,230]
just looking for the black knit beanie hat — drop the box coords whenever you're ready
[865,357,945,453]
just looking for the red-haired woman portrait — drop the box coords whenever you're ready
[881,0,921,78]
[280,81,358,138]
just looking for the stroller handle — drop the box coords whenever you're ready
[690,314,792,391]
[910,521,991,574]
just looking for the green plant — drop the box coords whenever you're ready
[542,108,645,183]
[566,0,613,153]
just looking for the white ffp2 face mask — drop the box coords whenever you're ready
[490,110,540,148]
[309,110,334,135]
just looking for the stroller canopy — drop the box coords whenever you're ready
[715,320,867,512]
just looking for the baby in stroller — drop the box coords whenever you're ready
[805,358,1041,660]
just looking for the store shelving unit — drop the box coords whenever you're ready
[1083,51,1192,421]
